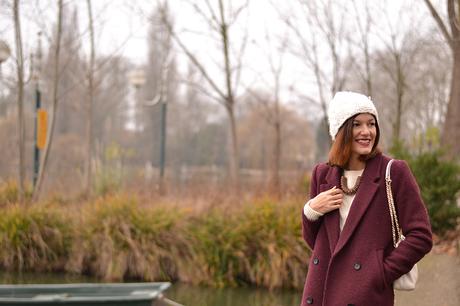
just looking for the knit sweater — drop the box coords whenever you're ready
[303,169,364,231]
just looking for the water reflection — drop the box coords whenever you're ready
[0,272,301,306]
[167,283,300,306]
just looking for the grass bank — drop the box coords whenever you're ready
[0,192,310,290]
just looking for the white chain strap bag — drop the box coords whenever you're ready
[385,159,418,291]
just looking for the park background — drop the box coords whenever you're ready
[0,0,459,305]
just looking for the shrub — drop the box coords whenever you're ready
[391,141,460,235]
[407,151,460,235]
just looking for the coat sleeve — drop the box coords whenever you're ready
[302,164,324,250]
[382,160,433,284]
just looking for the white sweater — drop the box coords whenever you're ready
[304,169,364,232]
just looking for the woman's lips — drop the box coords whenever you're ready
[356,139,371,146]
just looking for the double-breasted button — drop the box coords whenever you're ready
[306,296,314,304]
[313,258,319,265]
[353,263,361,271]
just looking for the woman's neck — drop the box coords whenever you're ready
[347,155,366,170]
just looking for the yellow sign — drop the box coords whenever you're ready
[37,109,47,149]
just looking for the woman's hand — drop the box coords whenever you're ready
[309,186,343,214]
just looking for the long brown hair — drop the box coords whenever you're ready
[328,114,381,168]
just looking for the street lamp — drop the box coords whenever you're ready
[128,68,146,132]
[143,53,173,194]
[128,69,146,89]
[129,64,170,194]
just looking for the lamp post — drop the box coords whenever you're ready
[32,32,43,187]
[146,54,172,194]
[129,64,169,194]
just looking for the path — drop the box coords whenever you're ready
[395,252,459,306]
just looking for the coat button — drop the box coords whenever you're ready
[313,258,319,265]
[306,296,313,304]
[353,263,361,271]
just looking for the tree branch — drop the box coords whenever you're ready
[447,0,460,41]
[159,7,226,101]
[423,0,454,50]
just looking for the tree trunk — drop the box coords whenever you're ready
[226,104,240,190]
[219,0,240,189]
[393,55,404,143]
[271,119,281,197]
[32,0,63,202]
[85,0,95,196]
[423,0,460,157]
[364,40,372,97]
[441,47,460,156]
[13,0,25,203]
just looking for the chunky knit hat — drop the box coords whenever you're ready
[327,91,379,140]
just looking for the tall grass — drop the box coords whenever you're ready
[184,199,309,289]
[0,203,73,271]
[0,190,310,290]
[67,195,187,282]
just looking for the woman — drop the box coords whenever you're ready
[300,91,432,306]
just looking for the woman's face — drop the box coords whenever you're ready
[351,113,377,157]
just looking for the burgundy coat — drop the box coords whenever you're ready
[301,153,432,306]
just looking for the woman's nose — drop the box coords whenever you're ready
[360,126,370,135]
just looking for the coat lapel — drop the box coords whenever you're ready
[321,166,341,254]
[333,154,383,256]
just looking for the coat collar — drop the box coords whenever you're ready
[322,153,384,256]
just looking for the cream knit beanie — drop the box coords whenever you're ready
[327,91,379,140]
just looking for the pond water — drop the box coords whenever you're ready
[0,272,301,306]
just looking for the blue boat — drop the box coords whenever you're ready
[0,282,182,306]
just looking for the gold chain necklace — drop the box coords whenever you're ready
[340,175,362,195]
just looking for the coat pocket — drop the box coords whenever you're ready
[374,248,387,290]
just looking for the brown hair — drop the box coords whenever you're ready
[328,114,381,168]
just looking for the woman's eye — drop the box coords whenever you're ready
[369,122,376,127]
[353,123,360,127]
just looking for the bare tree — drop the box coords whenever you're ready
[374,2,425,144]
[159,0,248,189]
[32,0,64,202]
[280,0,353,160]
[245,31,289,196]
[84,0,95,196]
[351,0,373,96]
[13,0,26,203]
[423,0,460,156]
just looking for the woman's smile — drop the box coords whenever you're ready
[355,138,372,146]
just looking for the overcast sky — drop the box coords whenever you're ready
[0,0,437,120]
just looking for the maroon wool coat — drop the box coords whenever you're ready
[301,153,433,306]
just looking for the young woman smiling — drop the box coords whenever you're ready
[300,91,432,306]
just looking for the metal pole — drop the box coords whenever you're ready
[33,32,42,188]
[158,50,170,192]
[33,85,41,186]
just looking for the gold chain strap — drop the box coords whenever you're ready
[385,160,403,248]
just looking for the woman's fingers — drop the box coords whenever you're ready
[329,188,343,195]
[333,199,343,205]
